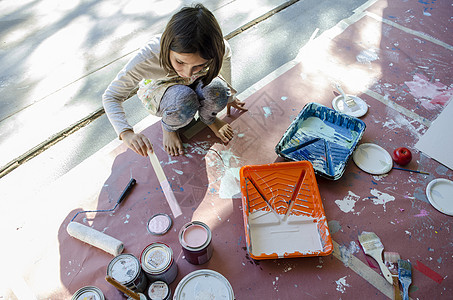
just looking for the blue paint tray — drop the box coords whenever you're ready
[275,102,366,180]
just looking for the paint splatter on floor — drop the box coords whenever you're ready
[414,209,429,217]
[263,106,272,118]
[368,189,395,211]
[335,189,395,213]
[404,73,453,109]
[335,191,361,214]
[335,276,350,293]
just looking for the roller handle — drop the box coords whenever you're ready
[105,276,140,300]
[117,178,136,205]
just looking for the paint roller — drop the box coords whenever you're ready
[66,178,136,256]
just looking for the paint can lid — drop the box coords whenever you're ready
[179,221,211,250]
[148,280,170,299]
[353,143,393,175]
[147,213,172,235]
[332,95,368,118]
[426,178,453,216]
[173,269,234,300]
[141,243,173,274]
[71,286,105,300]
[107,254,140,284]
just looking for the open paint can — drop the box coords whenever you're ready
[71,286,104,300]
[173,269,234,300]
[107,253,148,293]
[179,221,213,265]
[140,242,178,284]
[148,280,171,300]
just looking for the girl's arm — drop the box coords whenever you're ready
[102,38,163,156]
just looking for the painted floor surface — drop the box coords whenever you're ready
[5,0,452,299]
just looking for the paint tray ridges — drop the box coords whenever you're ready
[275,102,366,180]
[240,161,333,260]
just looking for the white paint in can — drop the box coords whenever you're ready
[173,269,234,300]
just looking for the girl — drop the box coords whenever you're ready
[103,4,247,157]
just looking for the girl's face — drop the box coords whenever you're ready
[170,51,209,78]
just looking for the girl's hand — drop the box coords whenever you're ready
[120,130,153,157]
[227,97,248,116]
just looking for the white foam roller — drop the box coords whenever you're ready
[67,222,124,256]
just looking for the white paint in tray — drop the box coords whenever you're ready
[248,210,323,257]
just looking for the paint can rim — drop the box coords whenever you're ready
[173,269,234,300]
[71,286,105,300]
[178,221,212,251]
[107,253,141,285]
[148,280,170,300]
[140,242,174,274]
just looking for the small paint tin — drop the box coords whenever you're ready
[147,213,172,235]
[71,286,105,300]
[140,242,178,284]
[107,253,148,293]
[179,221,213,265]
[148,280,171,300]
[173,269,234,300]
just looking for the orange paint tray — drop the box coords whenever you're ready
[240,161,333,260]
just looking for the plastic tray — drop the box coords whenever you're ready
[240,161,333,260]
[275,102,366,180]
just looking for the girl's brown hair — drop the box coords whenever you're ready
[159,4,225,85]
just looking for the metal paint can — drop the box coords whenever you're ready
[71,286,105,300]
[148,280,171,300]
[178,221,213,265]
[127,293,147,300]
[140,242,178,284]
[107,253,148,293]
[173,269,235,300]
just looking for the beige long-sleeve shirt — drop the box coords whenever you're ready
[102,35,233,137]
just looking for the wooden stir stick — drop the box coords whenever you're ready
[105,276,141,300]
